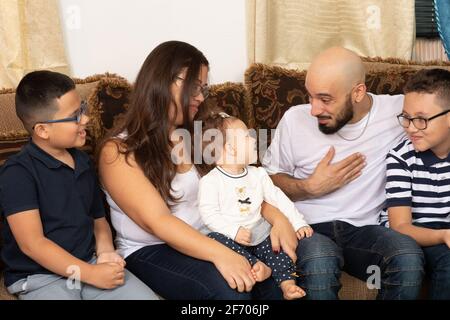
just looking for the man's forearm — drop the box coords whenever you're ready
[270,173,315,201]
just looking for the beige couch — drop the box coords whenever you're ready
[1,58,450,300]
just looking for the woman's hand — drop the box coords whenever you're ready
[213,249,256,293]
[261,202,298,263]
[270,216,298,263]
[97,251,126,268]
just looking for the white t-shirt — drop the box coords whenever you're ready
[198,166,309,245]
[106,166,205,258]
[262,93,406,226]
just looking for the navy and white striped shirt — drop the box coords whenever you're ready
[380,138,450,226]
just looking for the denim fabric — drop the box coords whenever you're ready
[416,221,450,300]
[208,232,296,284]
[125,243,284,300]
[305,221,425,300]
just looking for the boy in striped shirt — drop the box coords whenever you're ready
[383,69,450,299]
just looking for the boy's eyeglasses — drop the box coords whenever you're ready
[396,109,450,130]
[175,76,209,99]
[33,101,88,129]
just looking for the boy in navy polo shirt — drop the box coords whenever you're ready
[0,71,157,300]
[381,69,450,299]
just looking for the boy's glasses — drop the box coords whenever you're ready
[396,109,450,130]
[33,101,88,129]
[175,76,209,99]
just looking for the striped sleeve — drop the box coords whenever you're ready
[385,150,412,208]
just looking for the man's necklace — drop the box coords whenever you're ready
[337,95,373,141]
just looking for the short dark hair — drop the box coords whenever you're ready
[404,68,450,109]
[15,70,75,133]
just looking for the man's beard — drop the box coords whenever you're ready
[318,95,354,134]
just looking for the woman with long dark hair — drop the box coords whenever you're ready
[97,41,300,299]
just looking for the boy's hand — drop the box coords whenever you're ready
[97,251,126,268]
[235,227,252,246]
[444,230,450,248]
[89,263,125,289]
[296,226,314,240]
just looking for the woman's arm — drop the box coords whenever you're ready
[388,207,450,247]
[98,141,255,292]
[261,202,298,262]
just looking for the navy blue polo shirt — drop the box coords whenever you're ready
[0,141,105,287]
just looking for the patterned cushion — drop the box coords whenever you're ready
[361,56,450,73]
[201,82,251,126]
[245,64,308,131]
[86,75,132,151]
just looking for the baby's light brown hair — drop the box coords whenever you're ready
[194,105,238,176]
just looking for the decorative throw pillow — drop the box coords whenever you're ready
[201,82,252,126]
[0,88,29,167]
[86,74,132,151]
[245,64,308,131]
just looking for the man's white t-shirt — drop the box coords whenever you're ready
[262,93,406,227]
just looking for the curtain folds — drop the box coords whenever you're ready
[0,0,70,88]
[247,0,415,69]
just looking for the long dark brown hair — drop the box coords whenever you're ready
[98,41,209,206]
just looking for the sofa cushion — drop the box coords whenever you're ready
[201,82,252,126]
[86,74,132,151]
[361,56,450,73]
[0,88,29,167]
[245,64,307,131]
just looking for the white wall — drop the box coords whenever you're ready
[59,0,247,84]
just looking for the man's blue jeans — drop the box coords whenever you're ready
[296,221,424,300]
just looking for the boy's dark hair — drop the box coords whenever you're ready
[404,68,450,109]
[15,70,75,133]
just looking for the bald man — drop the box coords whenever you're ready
[262,47,424,300]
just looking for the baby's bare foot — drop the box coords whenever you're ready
[251,261,272,282]
[280,280,306,300]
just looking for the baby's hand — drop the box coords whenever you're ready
[235,227,252,246]
[296,226,314,240]
[97,251,126,268]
